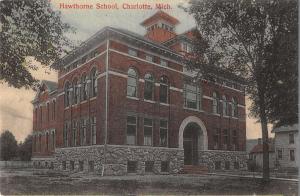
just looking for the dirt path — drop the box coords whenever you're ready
[0,168,298,195]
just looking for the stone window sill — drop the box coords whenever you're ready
[127,96,139,101]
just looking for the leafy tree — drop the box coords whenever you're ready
[0,130,18,161]
[0,0,73,89]
[18,135,32,161]
[184,0,298,181]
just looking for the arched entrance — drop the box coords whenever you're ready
[179,116,208,165]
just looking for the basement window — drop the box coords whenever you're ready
[225,161,230,170]
[62,161,66,170]
[79,161,84,171]
[161,161,169,172]
[127,161,137,173]
[89,161,95,172]
[215,161,221,170]
[145,161,154,173]
[70,161,75,171]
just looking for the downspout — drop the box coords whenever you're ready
[102,38,109,176]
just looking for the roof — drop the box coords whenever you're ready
[272,124,298,133]
[141,11,180,26]
[41,80,57,92]
[250,144,275,154]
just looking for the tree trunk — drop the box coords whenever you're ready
[258,86,270,182]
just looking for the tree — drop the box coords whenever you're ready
[0,130,18,161]
[0,0,73,89]
[18,135,32,161]
[184,0,298,181]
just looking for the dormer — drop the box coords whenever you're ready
[141,11,179,43]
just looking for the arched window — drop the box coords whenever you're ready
[72,79,79,105]
[232,97,238,117]
[81,74,88,101]
[90,68,98,97]
[222,95,229,116]
[64,82,71,107]
[127,68,138,97]
[212,92,220,114]
[159,76,169,103]
[144,73,154,100]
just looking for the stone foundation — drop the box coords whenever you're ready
[198,150,248,171]
[33,147,248,175]
[53,145,184,175]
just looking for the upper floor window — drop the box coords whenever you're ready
[289,133,294,144]
[90,116,96,145]
[145,55,153,62]
[47,103,50,122]
[40,106,43,123]
[159,119,168,147]
[72,120,77,146]
[52,100,56,120]
[63,121,69,147]
[144,73,154,100]
[143,118,153,146]
[182,42,192,53]
[64,82,71,107]
[231,97,238,117]
[90,68,98,97]
[159,76,169,103]
[160,59,168,67]
[222,95,229,116]
[80,118,87,146]
[46,132,49,151]
[183,83,201,110]
[81,74,88,101]
[126,115,137,145]
[212,92,220,114]
[128,49,137,57]
[127,68,138,97]
[72,79,79,105]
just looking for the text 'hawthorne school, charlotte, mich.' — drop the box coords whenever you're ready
[57,2,172,10]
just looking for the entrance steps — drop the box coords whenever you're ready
[180,165,209,174]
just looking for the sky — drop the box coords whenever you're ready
[0,0,272,142]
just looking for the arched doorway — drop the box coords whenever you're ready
[179,116,208,165]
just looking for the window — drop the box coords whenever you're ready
[289,133,294,144]
[126,116,137,145]
[90,116,96,145]
[234,162,239,169]
[159,76,169,103]
[215,161,221,170]
[81,55,87,64]
[52,100,56,120]
[64,82,71,107]
[72,120,77,146]
[46,132,49,151]
[182,42,192,53]
[127,161,137,173]
[90,68,98,97]
[290,149,295,161]
[231,97,238,117]
[213,128,220,149]
[89,161,94,172]
[81,74,88,101]
[161,161,169,172]
[144,73,154,100]
[128,49,137,56]
[79,161,84,171]
[222,95,229,116]
[232,130,238,150]
[160,59,168,67]
[63,122,69,147]
[159,120,168,147]
[223,129,229,149]
[277,149,283,160]
[212,92,220,114]
[62,161,66,170]
[127,68,138,97]
[47,103,50,122]
[40,106,43,123]
[73,79,79,105]
[225,161,230,170]
[80,118,87,146]
[143,118,153,146]
[145,55,153,62]
[39,134,42,151]
[145,161,154,172]
[183,83,201,109]
[70,161,75,170]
